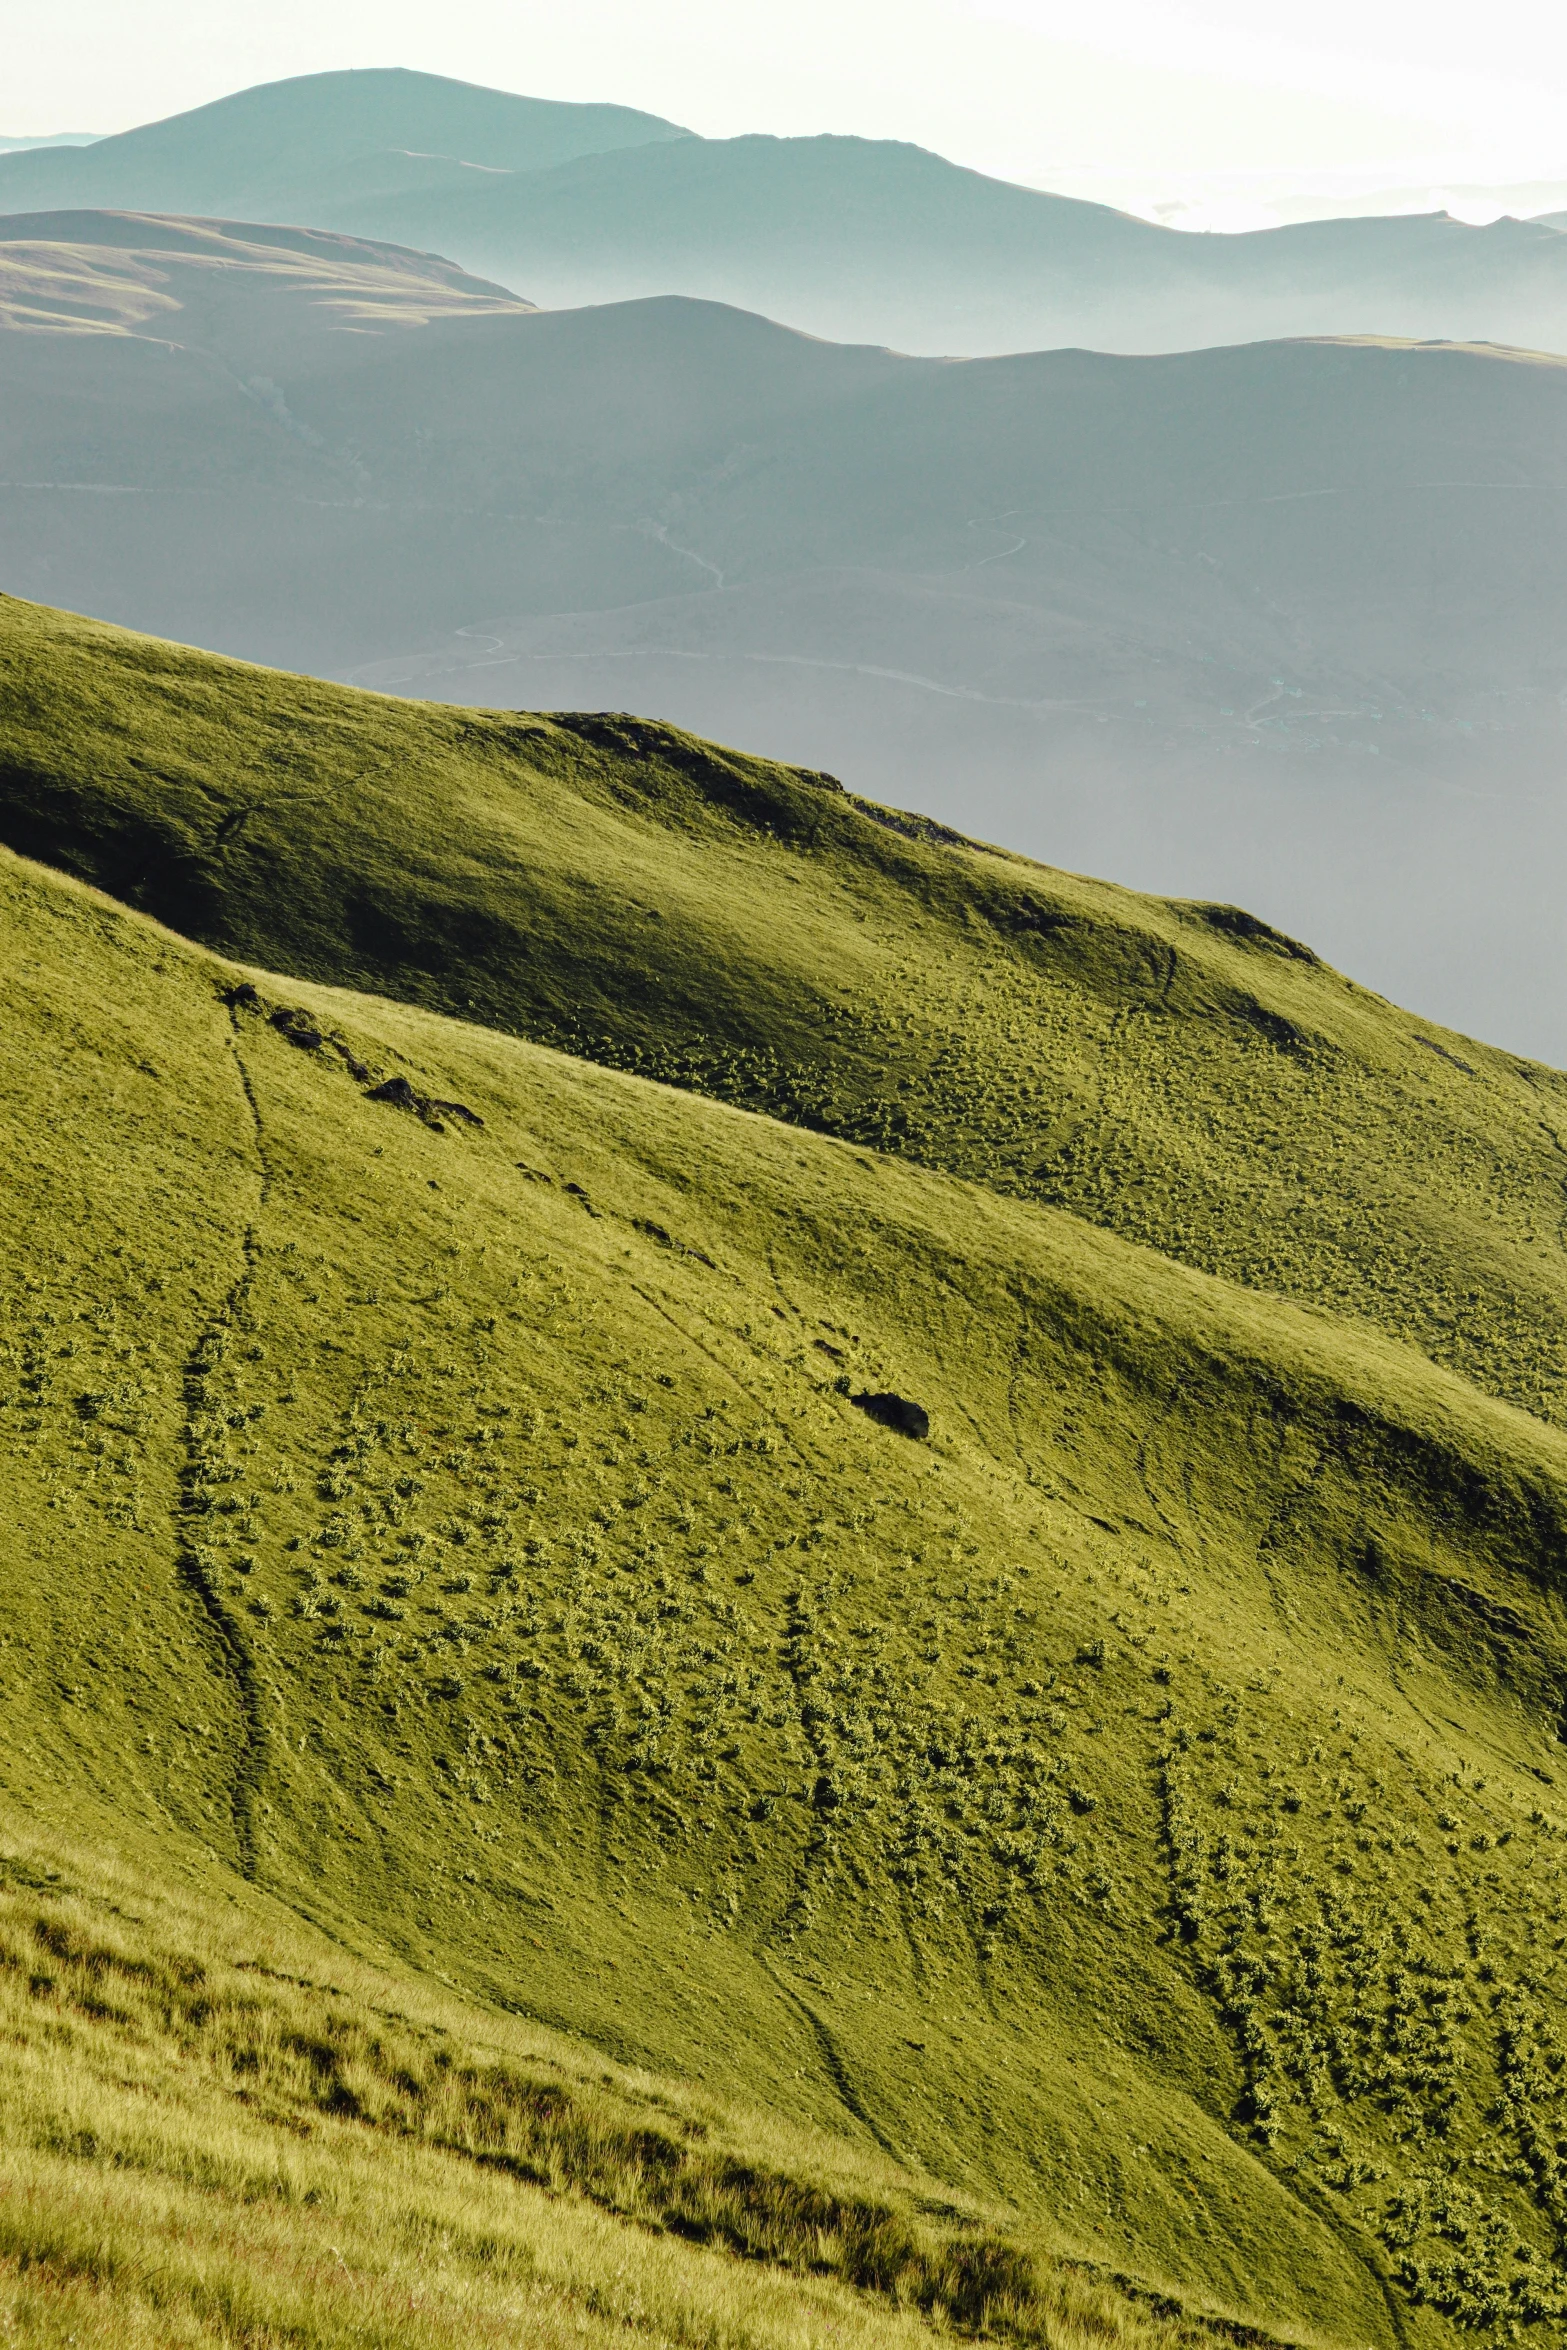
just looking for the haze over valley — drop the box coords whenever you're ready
[5,190,1567,1052]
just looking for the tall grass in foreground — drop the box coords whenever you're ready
[0,1848,1289,2350]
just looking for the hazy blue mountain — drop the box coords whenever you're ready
[329,133,1567,357]
[4,75,1567,355]
[0,68,688,222]
[0,134,100,152]
[6,207,1567,1059]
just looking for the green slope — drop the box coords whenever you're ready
[0,1825,1201,2350]
[11,604,1567,2342]
[6,592,1567,1434]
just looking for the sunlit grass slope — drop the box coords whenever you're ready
[6,594,1567,1437]
[10,792,1567,2343]
[0,1826,1202,2350]
[3,844,1317,2350]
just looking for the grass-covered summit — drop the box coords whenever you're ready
[7,598,1567,2344]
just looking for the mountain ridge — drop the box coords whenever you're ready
[330,130,1567,356]
[7,75,1567,361]
[8,590,1567,1432]
[0,68,690,222]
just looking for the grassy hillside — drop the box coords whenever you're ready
[7,595,1567,1437]
[0,832,1369,2345]
[0,1827,1209,2350]
[1,830,1559,2346]
[11,612,1567,2339]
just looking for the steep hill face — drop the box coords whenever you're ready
[11,620,1567,2343]
[5,263,1567,1053]
[8,596,1567,1444]
[0,68,689,221]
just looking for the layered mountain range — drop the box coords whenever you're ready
[4,206,1567,1052]
[6,69,1567,358]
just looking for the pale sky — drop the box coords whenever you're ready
[11,0,1567,224]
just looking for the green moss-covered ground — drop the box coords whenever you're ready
[8,598,1567,2342]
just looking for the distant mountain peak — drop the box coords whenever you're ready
[0,68,691,225]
